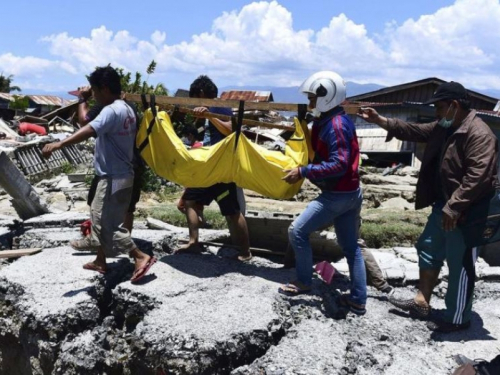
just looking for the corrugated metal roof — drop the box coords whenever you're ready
[0,93,67,107]
[220,90,274,102]
[0,93,15,102]
[27,95,64,106]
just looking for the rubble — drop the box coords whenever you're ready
[1,236,499,374]
[0,147,498,374]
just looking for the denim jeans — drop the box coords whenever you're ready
[289,188,367,305]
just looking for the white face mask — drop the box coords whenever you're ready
[438,104,457,128]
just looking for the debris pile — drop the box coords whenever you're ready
[0,102,92,177]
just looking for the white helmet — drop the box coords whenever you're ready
[299,71,346,113]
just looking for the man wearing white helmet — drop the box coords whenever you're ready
[280,71,367,315]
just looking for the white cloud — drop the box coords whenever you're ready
[1,0,500,93]
[386,0,500,87]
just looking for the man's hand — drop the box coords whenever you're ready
[78,86,92,101]
[442,211,458,231]
[42,142,63,158]
[282,168,302,184]
[357,107,389,128]
[193,107,209,117]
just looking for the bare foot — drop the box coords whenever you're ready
[129,248,150,274]
[129,248,158,283]
[83,261,106,274]
[237,251,252,262]
[174,242,204,254]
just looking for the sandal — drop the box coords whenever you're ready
[338,294,366,316]
[388,295,430,319]
[278,282,311,296]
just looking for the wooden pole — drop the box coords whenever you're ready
[125,93,361,115]
[125,93,301,112]
[162,104,295,131]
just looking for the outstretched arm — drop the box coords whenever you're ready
[42,125,96,158]
[358,107,436,143]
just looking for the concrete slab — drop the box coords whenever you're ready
[0,246,131,373]
[23,212,90,228]
[112,253,296,373]
[232,319,348,374]
[0,214,17,227]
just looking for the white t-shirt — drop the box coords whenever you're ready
[89,100,136,177]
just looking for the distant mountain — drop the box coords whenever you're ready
[220,81,386,103]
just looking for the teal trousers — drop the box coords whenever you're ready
[416,206,479,324]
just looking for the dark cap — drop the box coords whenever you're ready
[424,81,468,105]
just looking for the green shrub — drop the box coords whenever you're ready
[359,208,429,248]
[60,162,75,174]
[141,205,227,229]
[141,167,163,192]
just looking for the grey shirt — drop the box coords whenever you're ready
[89,99,136,178]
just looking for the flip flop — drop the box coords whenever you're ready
[83,262,106,274]
[131,257,157,283]
[278,283,311,296]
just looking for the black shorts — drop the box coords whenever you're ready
[182,182,240,216]
[87,169,143,213]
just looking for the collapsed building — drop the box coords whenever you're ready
[0,99,92,178]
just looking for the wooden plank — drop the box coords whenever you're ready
[160,104,295,131]
[0,248,42,259]
[126,93,301,112]
[126,93,361,115]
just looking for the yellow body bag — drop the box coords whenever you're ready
[136,108,308,199]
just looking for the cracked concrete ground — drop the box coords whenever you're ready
[1,218,500,374]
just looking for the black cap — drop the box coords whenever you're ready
[424,81,468,105]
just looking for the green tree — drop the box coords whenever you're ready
[9,95,29,111]
[115,60,168,96]
[0,73,21,93]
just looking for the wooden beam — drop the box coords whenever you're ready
[162,105,295,131]
[126,93,361,115]
[0,248,42,259]
[126,93,301,112]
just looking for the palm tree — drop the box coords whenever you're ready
[0,73,21,93]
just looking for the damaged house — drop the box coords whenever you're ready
[347,77,500,167]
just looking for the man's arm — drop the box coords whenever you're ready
[209,117,232,136]
[358,107,435,143]
[193,107,232,136]
[76,87,93,127]
[300,116,350,180]
[42,125,96,158]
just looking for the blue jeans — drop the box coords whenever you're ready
[289,188,367,305]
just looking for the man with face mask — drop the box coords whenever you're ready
[358,81,499,333]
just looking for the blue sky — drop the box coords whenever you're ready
[1,0,499,94]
